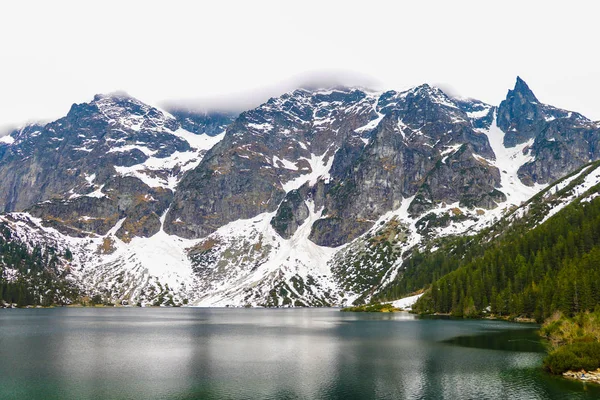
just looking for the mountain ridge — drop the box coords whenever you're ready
[1,77,599,307]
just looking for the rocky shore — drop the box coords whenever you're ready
[563,369,600,384]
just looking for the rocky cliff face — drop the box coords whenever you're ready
[1,78,599,307]
[163,88,379,239]
[0,93,227,238]
[28,176,173,240]
[163,85,504,247]
[307,85,501,246]
[497,77,600,185]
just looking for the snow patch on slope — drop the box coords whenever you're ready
[483,114,545,206]
[90,230,196,291]
[172,128,225,151]
[194,200,341,306]
[0,135,15,145]
[107,145,158,156]
[114,130,225,189]
[390,293,423,310]
[354,113,384,133]
[281,151,336,192]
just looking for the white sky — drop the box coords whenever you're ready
[1,0,599,134]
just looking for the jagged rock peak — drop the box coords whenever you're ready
[67,92,153,118]
[509,76,539,103]
[496,76,544,146]
[254,83,464,116]
[407,83,442,95]
[295,84,377,95]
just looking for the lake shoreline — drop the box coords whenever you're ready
[563,369,600,385]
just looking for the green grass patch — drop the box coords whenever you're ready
[541,310,600,374]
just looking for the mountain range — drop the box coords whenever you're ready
[1,77,599,307]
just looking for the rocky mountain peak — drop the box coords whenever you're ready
[264,86,370,111]
[0,91,232,214]
[492,77,600,186]
[375,84,465,117]
[163,86,380,239]
[85,92,179,133]
[375,84,473,134]
[513,76,539,103]
[410,83,446,99]
[87,91,148,117]
[497,77,544,146]
[400,84,456,107]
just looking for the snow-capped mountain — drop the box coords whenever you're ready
[1,78,599,307]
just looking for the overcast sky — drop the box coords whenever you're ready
[1,0,599,134]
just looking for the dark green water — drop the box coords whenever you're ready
[0,308,598,399]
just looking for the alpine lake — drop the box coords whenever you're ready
[1,308,598,400]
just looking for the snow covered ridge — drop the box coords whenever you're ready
[501,160,600,230]
[0,212,198,306]
[0,213,70,255]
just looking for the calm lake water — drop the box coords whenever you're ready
[0,308,598,400]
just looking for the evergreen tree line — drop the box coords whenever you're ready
[412,191,600,321]
[374,162,600,307]
[0,222,78,306]
[374,235,482,302]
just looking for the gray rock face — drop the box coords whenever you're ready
[0,93,187,212]
[497,77,600,185]
[270,185,310,239]
[164,88,379,238]
[309,85,500,246]
[517,118,600,185]
[497,77,544,147]
[409,144,504,214]
[0,92,231,240]
[28,176,173,241]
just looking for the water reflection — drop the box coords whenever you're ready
[1,308,599,400]
[443,326,546,352]
[199,309,341,399]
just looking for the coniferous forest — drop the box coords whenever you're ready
[0,222,78,307]
[409,189,600,321]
